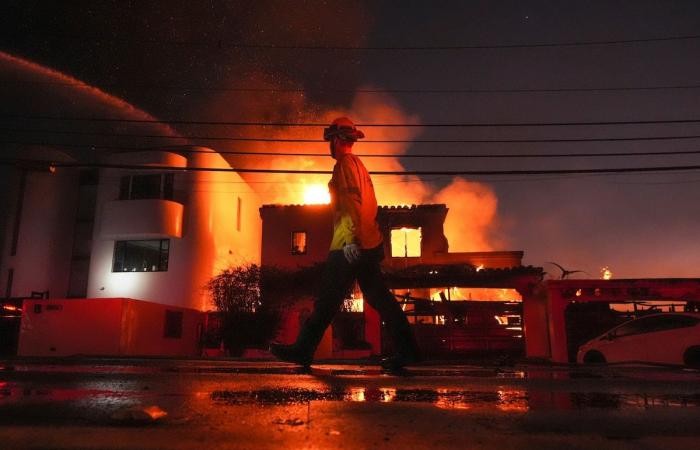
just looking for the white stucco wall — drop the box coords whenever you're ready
[0,167,79,298]
[86,148,261,311]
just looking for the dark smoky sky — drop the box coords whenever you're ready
[2,1,700,278]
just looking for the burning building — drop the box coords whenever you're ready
[260,203,543,360]
[5,144,697,363]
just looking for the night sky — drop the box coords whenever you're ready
[2,1,700,278]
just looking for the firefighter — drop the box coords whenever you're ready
[270,117,420,371]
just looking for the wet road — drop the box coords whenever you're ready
[1,358,700,449]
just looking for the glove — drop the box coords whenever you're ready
[342,243,361,264]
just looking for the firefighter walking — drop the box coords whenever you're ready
[270,117,420,371]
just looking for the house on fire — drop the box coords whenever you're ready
[260,204,700,364]
[1,142,542,359]
[6,146,697,364]
[260,203,543,360]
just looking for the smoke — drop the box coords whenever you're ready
[0,48,503,252]
[431,178,500,251]
[195,72,501,251]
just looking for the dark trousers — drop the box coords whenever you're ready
[294,244,419,359]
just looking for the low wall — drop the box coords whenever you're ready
[18,297,204,357]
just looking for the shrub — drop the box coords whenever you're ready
[207,263,325,355]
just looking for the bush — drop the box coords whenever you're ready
[207,263,326,355]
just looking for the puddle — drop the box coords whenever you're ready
[211,387,522,408]
[211,387,700,411]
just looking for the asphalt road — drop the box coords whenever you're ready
[1,358,700,449]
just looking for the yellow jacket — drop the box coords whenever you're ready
[328,153,383,250]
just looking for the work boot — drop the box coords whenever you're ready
[269,342,313,367]
[380,352,422,372]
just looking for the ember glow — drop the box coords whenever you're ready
[302,184,330,205]
[601,266,613,280]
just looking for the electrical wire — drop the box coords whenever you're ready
[6,127,700,145]
[5,114,700,127]
[5,140,700,159]
[44,170,700,186]
[3,158,700,177]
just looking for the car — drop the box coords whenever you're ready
[577,312,700,367]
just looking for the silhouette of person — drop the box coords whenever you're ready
[270,117,420,371]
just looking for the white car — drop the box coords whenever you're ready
[577,313,700,367]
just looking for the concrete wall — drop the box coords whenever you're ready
[260,204,333,270]
[18,297,204,357]
[0,167,79,298]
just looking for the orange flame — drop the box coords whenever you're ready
[198,75,501,252]
[301,183,330,205]
[601,266,613,280]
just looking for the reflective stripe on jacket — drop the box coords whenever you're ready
[328,153,383,250]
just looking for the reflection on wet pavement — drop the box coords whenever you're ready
[1,361,700,429]
[209,386,700,411]
[4,380,699,422]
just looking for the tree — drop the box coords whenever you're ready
[208,264,261,314]
[207,264,272,355]
[206,263,326,355]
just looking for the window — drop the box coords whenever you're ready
[614,317,654,337]
[643,314,699,332]
[390,227,422,257]
[612,315,696,337]
[163,310,183,338]
[119,173,174,200]
[112,239,169,272]
[291,231,307,255]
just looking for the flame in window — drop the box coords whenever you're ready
[390,227,422,257]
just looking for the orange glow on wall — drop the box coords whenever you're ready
[18,298,204,357]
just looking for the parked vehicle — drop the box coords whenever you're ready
[577,313,700,367]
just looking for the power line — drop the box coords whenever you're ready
[6,140,700,159]
[122,148,700,159]
[8,127,700,144]
[46,169,689,185]
[3,158,700,176]
[5,114,700,127]
[6,80,700,94]
[6,127,700,144]
[11,30,700,50]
